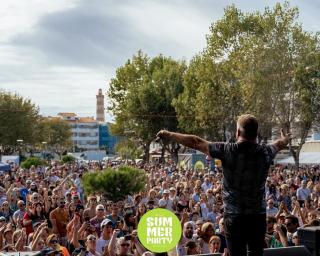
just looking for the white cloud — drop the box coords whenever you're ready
[0,0,319,120]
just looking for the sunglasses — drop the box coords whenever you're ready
[121,244,130,247]
[50,240,58,244]
[88,237,96,241]
[97,209,104,211]
[0,220,5,222]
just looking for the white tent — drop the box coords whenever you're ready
[275,152,320,164]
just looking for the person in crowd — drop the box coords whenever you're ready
[50,197,69,246]
[185,240,201,255]
[285,215,300,246]
[266,199,278,217]
[85,234,101,256]
[96,218,113,254]
[90,204,106,238]
[209,235,221,254]
[106,204,122,229]
[158,190,174,211]
[296,180,311,205]
[198,222,215,254]
[46,234,70,256]
[84,196,98,220]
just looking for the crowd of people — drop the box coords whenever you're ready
[0,161,319,256]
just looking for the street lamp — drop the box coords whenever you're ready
[16,139,23,164]
[42,141,47,160]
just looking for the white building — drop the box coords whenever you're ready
[57,113,99,151]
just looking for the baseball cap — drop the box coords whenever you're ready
[101,218,113,228]
[169,187,176,191]
[163,189,170,194]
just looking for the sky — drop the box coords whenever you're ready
[1,0,320,121]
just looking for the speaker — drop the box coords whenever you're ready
[298,226,320,256]
[264,245,311,256]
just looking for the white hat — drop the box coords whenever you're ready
[101,218,113,228]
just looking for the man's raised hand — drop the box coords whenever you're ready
[280,129,291,145]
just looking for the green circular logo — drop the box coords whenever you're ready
[137,208,182,253]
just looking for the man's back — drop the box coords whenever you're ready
[209,141,277,214]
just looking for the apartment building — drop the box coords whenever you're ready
[58,113,99,151]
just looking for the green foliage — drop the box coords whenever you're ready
[82,166,147,202]
[62,155,75,163]
[0,91,40,151]
[115,140,143,160]
[108,51,186,160]
[175,2,320,168]
[38,118,72,156]
[0,92,72,156]
[21,157,46,169]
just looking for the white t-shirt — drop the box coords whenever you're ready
[266,206,278,217]
[96,238,110,254]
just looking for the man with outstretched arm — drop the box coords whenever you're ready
[156,114,290,256]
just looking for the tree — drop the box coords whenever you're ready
[114,139,143,160]
[173,54,242,141]
[38,118,72,158]
[21,157,46,169]
[0,91,40,154]
[175,2,320,168]
[212,3,320,167]
[62,155,75,163]
[108,51,186,162]
[82,165,147,201]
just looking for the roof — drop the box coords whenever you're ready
[275,152,320,164]
[46,116,62,121]
[78,117,97,123]
[58,112,77,117]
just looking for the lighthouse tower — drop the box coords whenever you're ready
[96,89,105,122]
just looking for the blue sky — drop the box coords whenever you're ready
[0,0,319,120]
